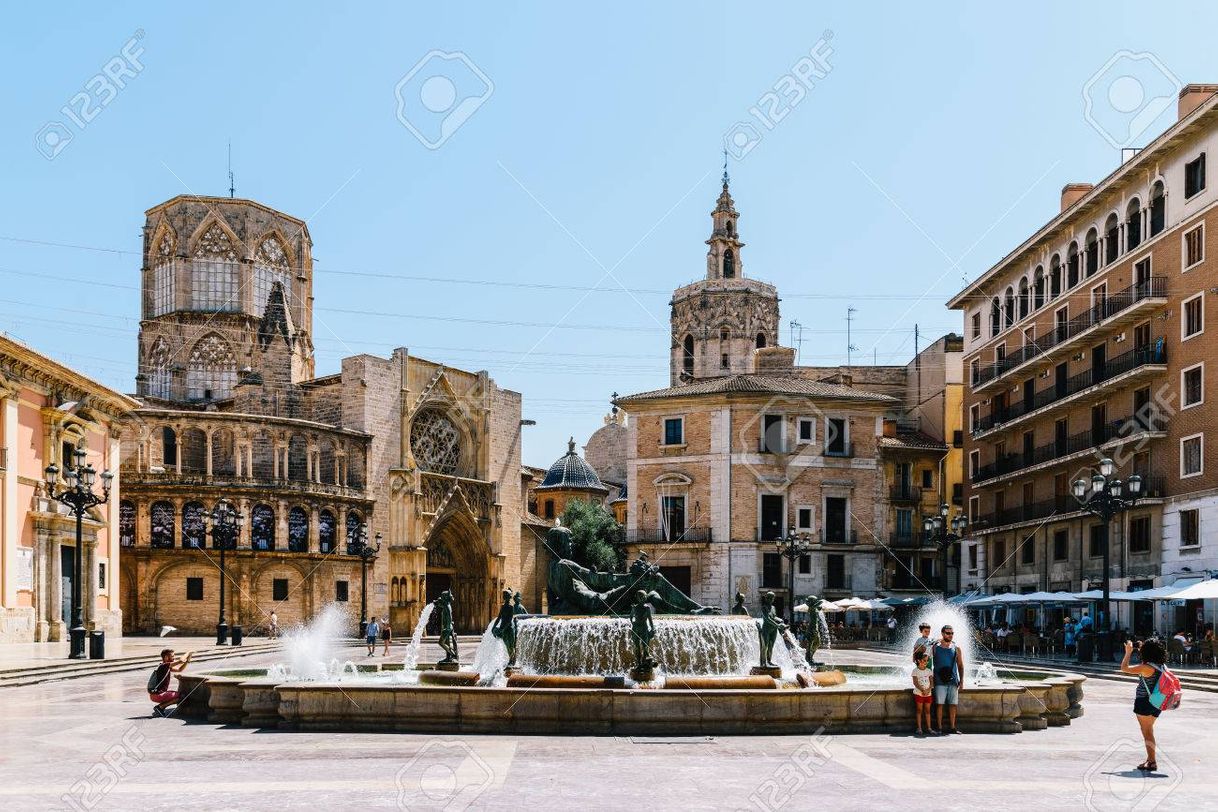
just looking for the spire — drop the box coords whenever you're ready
[706,161,743,280]
[722,147,730,187]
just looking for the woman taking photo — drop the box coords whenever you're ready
[1120,638,1167,771]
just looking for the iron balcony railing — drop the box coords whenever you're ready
[972,413,1169,482]
[890,484,922,503]
[975,476,1165,529]
[973,340,1166,434]
[888,531,931,548]
[819,528,858,544]
[825,442,854,458]
[972,277,1167,388]
[625,528,712,544]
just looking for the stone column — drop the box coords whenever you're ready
[205,430,214,477]
[1,390,19,609]
[308,505,320,553]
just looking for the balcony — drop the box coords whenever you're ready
[124,469,368,500]
[824,442,854,458]
[972,277,1167,391]
[888,531,932,548]
[973,340,1166,436]
[972,413,1169,485]
[624,528,712,544]
[890,485,922,503]
[819,528,858,544]
[975,476,1165,532]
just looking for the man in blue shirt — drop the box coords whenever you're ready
[365,617,380,657]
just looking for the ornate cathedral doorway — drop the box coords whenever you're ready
[424,511,494,634]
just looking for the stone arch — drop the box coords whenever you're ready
[144,337,172,399]
[186,333,237,402]
[181,501,206,548]
[319,508,337,553]
[287,434,309,482]
[344,509,365,553]
[180,427,207,474]
[723,248,735,278]
[254,232,293,314]
[249,558,314,630]
[755,332,766,349]
[150,500,175,548]
[319,439,338,485]
[681,334,695,376]
[424,508,495,633]
[210,427,237,477]
[187,216,243,262]
[251,503,276,550]
[251,428,275,481]
[287,505,309,552]
[120,560,138,634]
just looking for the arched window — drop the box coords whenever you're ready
[410,409,462,476]
[1032,267,1045,310]
[162,427,177,468]
[254,236,291,315]
[682,335,695,375]
[287,435,308,482]
[722,248,735,278]
[150,501,175,549]
[251,504,275,551]
[1018,278,1029,319]
[186,333,236,402]
[1004,287,1015,326]
[1085,229,1099,276]
[1149,181,1165,237]
[1104,214,1120,264]
[990,297,1001,336]
[192,223,239,311]
[319,509,337,553]
[1126,198,1142,251]
[151,228,177,317]
[1067,242,1080,288]
[182,501,206,549]
[145,338,172,399]
[719,327,729,342]
[1049,256,1061,299]
[726,220,734,236]
[288,506,309,552]
[346,511,364,554]
[755,332,767,349]
[119,500,136,547]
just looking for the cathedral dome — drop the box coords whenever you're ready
[536,437,609,493]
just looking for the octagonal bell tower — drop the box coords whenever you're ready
[669,170,780,385]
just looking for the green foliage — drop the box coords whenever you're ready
[559,499,623,572]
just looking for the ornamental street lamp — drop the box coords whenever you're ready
[348,522,382,637]
[774,530,815,623]
[206,501,243,645]
[923,503,968,600]
[1073,458,1143,662]
[44,446,113,659]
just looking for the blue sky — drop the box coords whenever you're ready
[2,3,1214,466]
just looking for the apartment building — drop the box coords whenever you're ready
[948,84,1218,634]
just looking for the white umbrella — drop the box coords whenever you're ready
[794,602,843,613]
[1162,578,1218,601]
[833,597,873,610]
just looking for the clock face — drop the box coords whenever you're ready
[411,409,462,475]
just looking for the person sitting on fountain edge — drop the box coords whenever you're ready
[148,648,192,717]
[932,625,965,735]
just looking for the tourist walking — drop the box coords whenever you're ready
[268,610,279,639]
[1120,639,1177,772]
[911,647,933,736]
[365,617,380,656]
[147,648,192,717]
[381,617,393,656]
[932,625,965,735]
[886,615,898,642]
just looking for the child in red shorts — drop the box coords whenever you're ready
[912,646,933,736]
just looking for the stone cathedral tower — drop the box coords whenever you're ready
[669,171,780,385]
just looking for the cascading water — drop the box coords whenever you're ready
[266,604,356,681]
[402,602,435,672]
[470,620,510,685]
[897,599,999,684]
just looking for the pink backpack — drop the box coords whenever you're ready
[1142,666,1182,711]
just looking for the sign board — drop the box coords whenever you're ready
[16,546,33,590]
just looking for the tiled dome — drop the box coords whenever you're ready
[536,437,609,493]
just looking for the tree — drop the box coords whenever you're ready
[560,499,623,572]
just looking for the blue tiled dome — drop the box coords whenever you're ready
[536,437,609,493]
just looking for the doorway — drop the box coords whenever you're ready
[760,495,784,541]
[60,545,74,625]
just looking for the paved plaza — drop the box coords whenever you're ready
[1,646,1213,811]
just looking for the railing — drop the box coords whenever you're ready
[973,340,1166,434]
[888,531,930,548]
[824,574,853,591]
[890,485,921,503]
[125,469,368,498]
[972,277,1166,387]
[625,528,712,544]
[972,413,1169,482]
[819,529,858,544]
[976,476,1165,529]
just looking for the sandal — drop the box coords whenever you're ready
[1139,762,1157,772]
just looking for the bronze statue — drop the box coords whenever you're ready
[543,524,719,615]
[731,592,749,616]
[490,588,518,663]
[512,591,527,616]
[435,590,459,665]
[758,591,786,669]
[804,594,825,664]
[629,589,657,678]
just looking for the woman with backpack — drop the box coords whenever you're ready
[1120,638,1178,772]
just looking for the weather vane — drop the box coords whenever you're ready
[722,147,730,186]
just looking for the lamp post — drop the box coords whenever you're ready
[348,522,382,638]
[44,446,113,659]
[774,530,815,623]
[923,503,968,600]
[206,501,243,645]
[1073,458,1142,662]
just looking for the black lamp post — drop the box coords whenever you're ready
[1073,457,1142,662]
[923,503,968,600]
[774,530,814,623]
[207,501,243,645]
[349,523,382,637]
[44,446,113,659]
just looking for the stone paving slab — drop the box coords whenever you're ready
[0,646,1214,810]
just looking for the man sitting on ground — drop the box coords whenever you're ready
[148,648,192,717]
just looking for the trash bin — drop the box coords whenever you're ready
[89,630,105,660]
[231,625,243,646]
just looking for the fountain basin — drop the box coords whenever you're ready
[179,666,1085,735]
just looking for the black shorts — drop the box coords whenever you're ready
[1133,696,1161,718]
